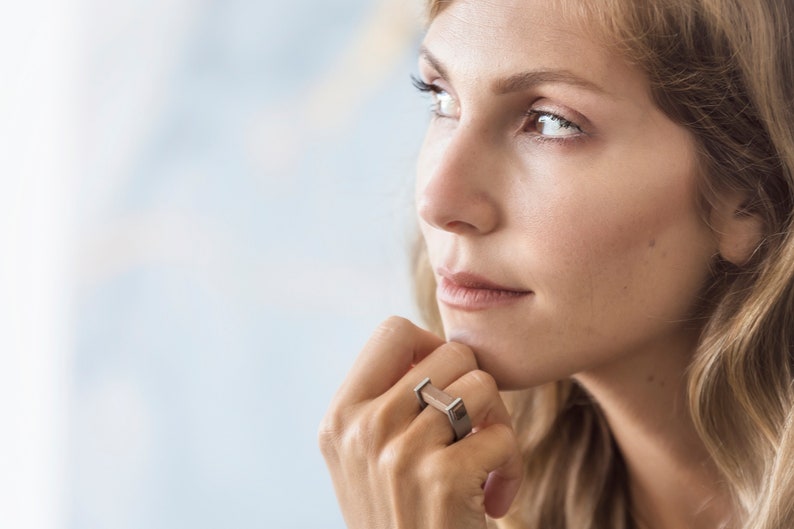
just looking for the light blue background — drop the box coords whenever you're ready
[71,1,427,527]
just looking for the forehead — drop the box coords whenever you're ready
[422,0,632,94]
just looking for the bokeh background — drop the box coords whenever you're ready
[1,1,429,527]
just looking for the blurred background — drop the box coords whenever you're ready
[1,0,428,527]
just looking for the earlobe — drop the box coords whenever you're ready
[709,192,764,266]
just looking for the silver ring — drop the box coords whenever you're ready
[413,377,472,441]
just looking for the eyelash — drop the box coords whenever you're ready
[411,75,586,144]
[411,75,439,95]
[411,75,449,117]
[524,110,584,144]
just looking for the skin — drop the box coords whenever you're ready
[320,0,751,527]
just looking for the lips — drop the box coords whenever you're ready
[436,270,532,311]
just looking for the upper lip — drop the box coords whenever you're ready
[437,268,531,293]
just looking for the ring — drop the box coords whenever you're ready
[413,377,472,441]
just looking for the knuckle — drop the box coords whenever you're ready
[418,453,462,502]
[466,369,497,394]
[348,411,389,454]
[376,316,413,338]
[345,421,376,454]
[443,341,476,369]
[377,439,415,480]
[417,451,446,483]
[342,408,394,458]
[462,484,486,513]
[367,316,415,350]
[318,405,392,460]
[317,407,346,458]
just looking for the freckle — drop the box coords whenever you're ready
[649,239,656,248]
[647,375,655,383]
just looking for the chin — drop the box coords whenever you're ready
[442,325,565,391]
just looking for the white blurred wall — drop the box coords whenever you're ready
[0,1,73,528]
[1,1,428,527]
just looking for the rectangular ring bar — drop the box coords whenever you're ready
[413,377,472,441]
[414,377,455,412]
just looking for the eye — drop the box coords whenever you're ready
[432,90,459,119]
[411,75,460,119]
[525,111,582,138]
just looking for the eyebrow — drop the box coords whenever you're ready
[419,46,450,81]
[419,45,607,96]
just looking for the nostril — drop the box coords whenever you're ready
[444,219,478,233]
[417,189,500,235]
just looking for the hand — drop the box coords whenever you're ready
[318,316,523,529]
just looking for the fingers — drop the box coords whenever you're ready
[407,368,510,445]
[407,368,523,518]
[320,318,523,527]
[411,340,480,391]
[334,316,446,405]
[414,422,523,520]
[456,424,523,519]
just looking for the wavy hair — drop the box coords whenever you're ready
[414,1,794,527]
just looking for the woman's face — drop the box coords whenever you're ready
[416,0,718,389]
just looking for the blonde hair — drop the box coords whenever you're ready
[414,1,794,527]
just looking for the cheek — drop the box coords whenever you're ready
[531,174,715,332]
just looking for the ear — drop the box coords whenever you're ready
[709,191,764,266]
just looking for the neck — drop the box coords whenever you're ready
[574,329,734,529]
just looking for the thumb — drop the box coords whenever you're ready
[458,423,524,519]
[483,450,523,519]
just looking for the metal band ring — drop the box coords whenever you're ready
[413,377,472,441]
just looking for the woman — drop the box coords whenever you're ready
[319,0,794,527]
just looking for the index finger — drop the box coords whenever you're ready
[333,316,445,405]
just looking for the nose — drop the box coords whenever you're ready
[416,124,501,235]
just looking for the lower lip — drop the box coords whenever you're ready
[437,277,532,311]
